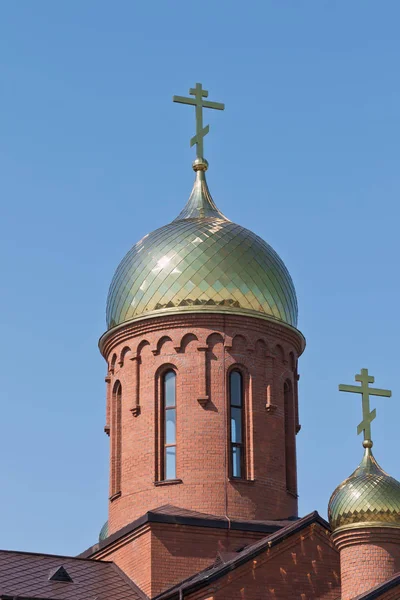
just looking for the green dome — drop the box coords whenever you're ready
[106,163,298,330]
[99,520,108,542]
[328,446,400,533]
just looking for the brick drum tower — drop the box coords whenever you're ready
[100,154,304,533]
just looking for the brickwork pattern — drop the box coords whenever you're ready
[333,527,400,600]
[101,313,303,534]
[91,522,268,597]
[186,526,340,600]
[150,523,266,597]
[92,524,152,596]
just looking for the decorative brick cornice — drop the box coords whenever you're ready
[332,526,400,551]
[99,312,305,359]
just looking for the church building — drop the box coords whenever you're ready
[1,84,400,600]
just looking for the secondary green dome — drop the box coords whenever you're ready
[328,446,400,533]
[99,520,109,542]
[106,161,298,330]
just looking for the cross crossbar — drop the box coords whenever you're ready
[339,384,391,398]
[338,368,391,443]
[173,82,224,159]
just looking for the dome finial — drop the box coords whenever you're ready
[338,368,391,447]
[173,157,227,221]
[192,157,208,172]
[173,82,224,162]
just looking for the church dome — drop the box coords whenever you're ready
[106,160,298,331]
[99,520,108,542]
[328,445,400,533]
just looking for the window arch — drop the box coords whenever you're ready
[110,353,117,374]
[119,346,131,367]
[229,369,245,479]
[111,381,122,498]
[162,370,177,480]
[284,380,297,495]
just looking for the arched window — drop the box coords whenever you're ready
[284,380,297,495]
[229,370,245,478]
[162,370,177,480]
[111,381,122,498]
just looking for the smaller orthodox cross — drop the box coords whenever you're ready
[339,368,391,444]
[173,83,224,160]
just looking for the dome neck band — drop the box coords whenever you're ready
[173,164,228,222]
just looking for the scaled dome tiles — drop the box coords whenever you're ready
[106,166,298,330]
[328,447,400,533]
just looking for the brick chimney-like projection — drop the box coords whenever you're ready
[328,370,400,600]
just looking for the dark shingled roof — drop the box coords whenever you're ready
[0,549,147,600]
[154,511,330,600]
[353,573,400,599]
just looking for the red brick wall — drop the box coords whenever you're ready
[333,528,400,600]
[187,525,340,600]
[150,523,266,597]
[94,525,152,596]
[91,521,270,597]
[92,522,340,599]
[100,313,304,534]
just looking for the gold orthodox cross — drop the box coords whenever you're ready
[339,368,391,444]
[173,83,224,160]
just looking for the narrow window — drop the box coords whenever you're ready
[163,370,176,480]
[111,381,122,497]
[229,370,245,478]
[284,380,297,495]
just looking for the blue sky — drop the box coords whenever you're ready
[1,1,400,555]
